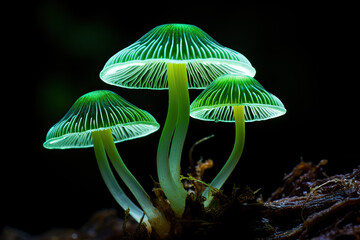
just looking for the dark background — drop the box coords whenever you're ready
[3,1,359,236]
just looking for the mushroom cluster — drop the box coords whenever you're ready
[44,23,286,238]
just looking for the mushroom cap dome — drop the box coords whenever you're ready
[100,23,255,89]
[190,74,286,122]
[43,90,159,149]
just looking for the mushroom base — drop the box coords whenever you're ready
[10,160,359,239]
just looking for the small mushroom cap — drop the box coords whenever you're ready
[43,90,160,149]
[100,23,255,89]
[190,74,286,122]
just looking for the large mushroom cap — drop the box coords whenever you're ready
[100,23,256,89]
[43,90,160,149]
[190,74,286,122]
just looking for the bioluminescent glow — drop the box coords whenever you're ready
[100,24,256,89]
[99,23,257,218]
[190,73,286,206]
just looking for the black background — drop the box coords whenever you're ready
[3,1,359,235]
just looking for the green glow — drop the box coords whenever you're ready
[157,63,188,217]
[43,90,159,149]
[190,74,286,122]
[190,73,286,206]
[91,130,150,226]
[99,129,170,236]
[43,90,169,236]
[99,24,256,217]
[202,105,245,207]
[99,23,256,89]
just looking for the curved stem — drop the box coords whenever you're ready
[91,130,149,227]
[157,62,189,218]
[100,129,170,237]
[168,63,189,213]
[202,105,245,207]
[156,63,179,214]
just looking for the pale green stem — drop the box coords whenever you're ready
[157,62,189,218]
[91,130,150,227]
[202,105,245,207]
[156,63,179,214]
[100,128,170,237]
[168,63,189,213]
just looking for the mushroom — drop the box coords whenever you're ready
[43,90,170,237]
[99,23,256,217]
[190,73,286,206]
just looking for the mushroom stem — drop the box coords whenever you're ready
[202,105,245,207]
[91,130,151,229]
[157,62,189,218]
[168,63,190,211]
[99,129,170,237]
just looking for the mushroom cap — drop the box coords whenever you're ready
[100,23,256,89]
[190,74,286,122]
[43,90,160,149]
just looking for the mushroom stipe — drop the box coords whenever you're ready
[156,62,189,217]
[201,105,246,206]
[91,130,148,225]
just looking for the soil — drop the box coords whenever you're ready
[1,160,359,240]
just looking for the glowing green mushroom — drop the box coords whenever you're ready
[190,74,286,206]
[43,90,170,237]
[100,23,255,217]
